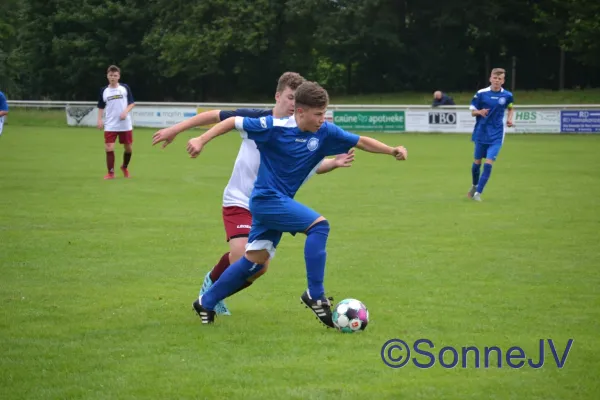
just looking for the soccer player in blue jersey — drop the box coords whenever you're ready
[185,81,407,328]
[468,68,514,201]
[0,90,8,137]
[152,72,354,315]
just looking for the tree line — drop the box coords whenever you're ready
[1,0,599,102]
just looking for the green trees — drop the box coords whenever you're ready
[1,0,598,100]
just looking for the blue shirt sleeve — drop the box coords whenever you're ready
[507,93,514,108]
[97,87,106,109]
[322,123,360,156]
[122,84,135,104]
[469,92,480,111]
[0,92,8,111]
[219,108,272,121]
[234,115,273,143]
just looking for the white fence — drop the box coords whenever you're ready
[8,100,600,133]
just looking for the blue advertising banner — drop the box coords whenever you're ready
[560,110,600,133]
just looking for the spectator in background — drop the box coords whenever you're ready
[432,91,455,107]
[0,90,8,137]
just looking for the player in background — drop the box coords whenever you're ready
[0,90,8,137]
[186,81,407,327]
[152,72,354,315]
[468,68,514,201]
[97,65,136,180]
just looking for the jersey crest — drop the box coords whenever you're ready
[307,137,320,152]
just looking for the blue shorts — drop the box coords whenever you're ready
[474,142,502,161]
[246,192,321,258]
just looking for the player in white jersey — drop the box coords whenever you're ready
[97,65,136,180]
[0,90,8,137]
[152,72,354,314]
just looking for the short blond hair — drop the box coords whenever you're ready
[491,68,506,76]
[295,81,329,109]
[107,65,120,74]
[276,72,305,93]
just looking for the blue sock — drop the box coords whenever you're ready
[201,256,264,310]
[476,163,493,194]
[472,163,481,185]
[304,220,330,300]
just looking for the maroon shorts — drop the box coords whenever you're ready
[104,130,133,144]
[222,206,252,241]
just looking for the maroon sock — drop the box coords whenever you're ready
[209,252,231,282]
[106,151,115,173]
[123,152,132,168]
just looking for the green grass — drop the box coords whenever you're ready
[4,109,67,128]
[1,123,599,399]
[331,88,600,105]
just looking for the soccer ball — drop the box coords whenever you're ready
[332,298,369,333]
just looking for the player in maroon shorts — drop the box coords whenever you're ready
[152,72,354,314]
[97,65,136,179]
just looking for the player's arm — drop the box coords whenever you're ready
[96,88,106,129]
[506,96,515,127]
[152,110,223,147]
[124,103,136,113]
[120,84,136,120]
[316,149,355,174]
[0,93,8,117]
[186,117,237,158]
[469,92,488,117]
[356,136,406,160]
[187,115,272,158]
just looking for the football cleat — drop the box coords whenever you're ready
[300,290,335,328]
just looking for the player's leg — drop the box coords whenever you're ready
[299,215,335,328]
[255,196,334,328]
[119,131,133,177]
[209,206,255,283]
[469,142,486,198]
[474,143,502,200]
[104,132,117,179]
[198,207,269,315]
[193,224,279,324]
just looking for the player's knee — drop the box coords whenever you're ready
[124,144,133,153]
[249,262,269,282]
[228,237,248,264]
[473,159,482,165]
[245,249,270,265]
[105,144,115,152]
[307,219,330,235]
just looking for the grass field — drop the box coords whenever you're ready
[1,121,600,399]
[329,88,600,105]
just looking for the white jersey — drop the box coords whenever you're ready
[97,84,134,132]
[222,139,260,209]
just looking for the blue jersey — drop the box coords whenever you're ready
[0,91,7,112]
[234,116,360,199]
[219,108,272,120]
[0,91,7,134]
[470,87,514,144]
